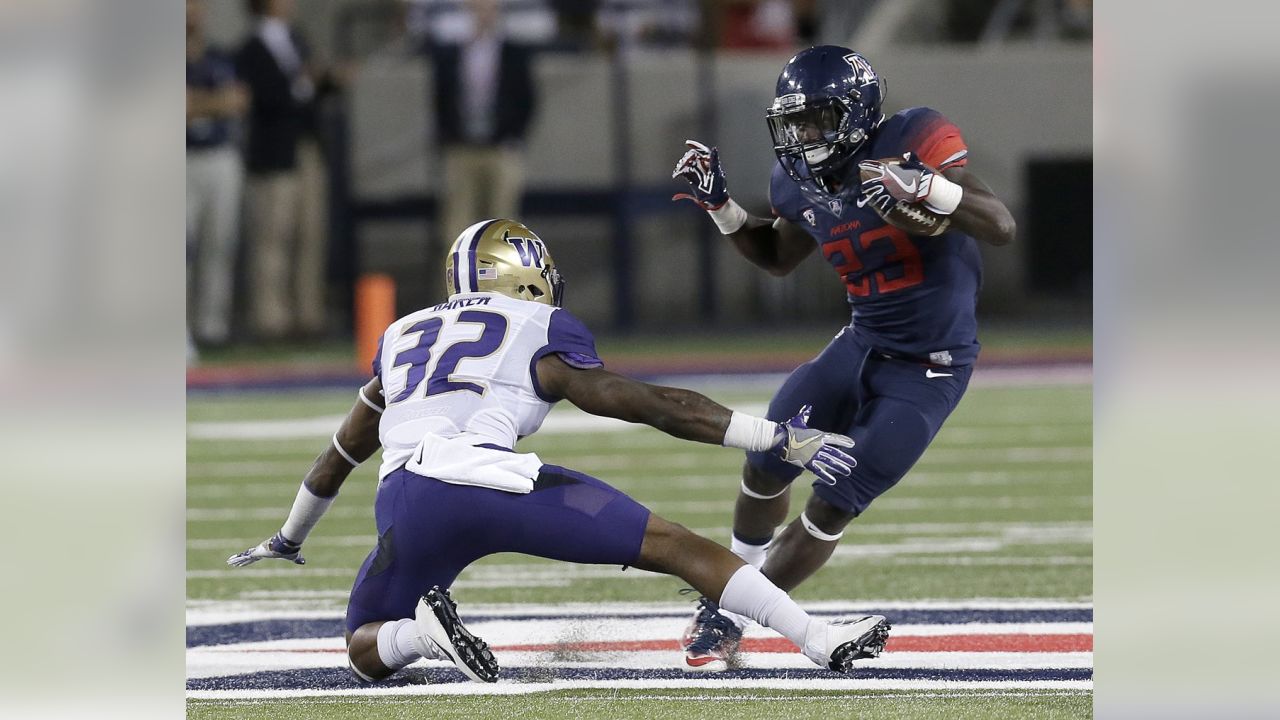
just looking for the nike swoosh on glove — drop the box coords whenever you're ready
[773,404,858,485]
[227,532,306,567]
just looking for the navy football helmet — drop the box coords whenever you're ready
[766,46,886,197]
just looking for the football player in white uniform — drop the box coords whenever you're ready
[229,219,891,683]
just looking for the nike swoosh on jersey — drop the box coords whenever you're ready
[925,369,953,378]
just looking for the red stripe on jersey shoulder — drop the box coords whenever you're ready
[910,115,969,170]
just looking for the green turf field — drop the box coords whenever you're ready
[187,380,1092,717]
[187,688,1093,720]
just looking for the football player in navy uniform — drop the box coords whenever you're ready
[228,219,891,683]
[672,46,1015,670]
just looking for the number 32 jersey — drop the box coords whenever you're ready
[371,292,602,480]
[770,106,983,367]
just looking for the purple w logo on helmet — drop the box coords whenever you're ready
[505,233,547,268]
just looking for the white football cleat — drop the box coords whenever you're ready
[412,586,499,683]
[804,615,891,673]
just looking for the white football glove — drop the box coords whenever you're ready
[226,532,306,567]
[858,152,962,215]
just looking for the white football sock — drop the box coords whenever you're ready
[717,565,818,650]
[376,618,432,670]
[720,536,772,630]
[730,535,770,569]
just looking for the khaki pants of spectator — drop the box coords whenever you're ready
[186,146,243,344]
[440,144,525,245]
[244,139,328,340]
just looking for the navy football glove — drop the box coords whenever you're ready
[227,532,306,567]
[772,405,858,485]
[671,140,730,211]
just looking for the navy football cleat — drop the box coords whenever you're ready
[806,615,891,673]
[680,596,744,672]
[413,586,499,683]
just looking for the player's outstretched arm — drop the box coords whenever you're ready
[535,355,856,484]
[672,139,815,276]
[940,167,1016,247]
[227,378,385,567]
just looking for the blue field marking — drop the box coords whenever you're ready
[187,607,1094,648]
[188,665,1093,691]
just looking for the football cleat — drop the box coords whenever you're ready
[412,586,499,683]
[806,615,891,673]
[680,596,744,672]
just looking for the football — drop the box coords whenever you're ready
[859,158,952,237]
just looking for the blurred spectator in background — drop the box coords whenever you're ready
[237,0,338,342]
[431,0,537,244]
[719,0,797,50]
[596,0,699,49]
[186,0,247,348]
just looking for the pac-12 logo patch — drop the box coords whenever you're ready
[803,208,816,226]
[828,199,843,215]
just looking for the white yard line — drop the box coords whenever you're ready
[187,678,1093,700]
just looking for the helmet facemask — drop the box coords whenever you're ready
[768,93,874,195]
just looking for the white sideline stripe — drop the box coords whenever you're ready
[189,362,1092,443]
[186,598,1092,625]
[187,679,1092,699]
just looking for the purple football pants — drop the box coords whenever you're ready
[345,463,650,633]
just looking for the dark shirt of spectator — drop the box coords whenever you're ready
[187,47,240,149]
[430,39,536,147]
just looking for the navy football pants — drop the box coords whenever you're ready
[746,328,972,515]
[345,464,650,634]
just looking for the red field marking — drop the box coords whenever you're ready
[489,634,1092,654]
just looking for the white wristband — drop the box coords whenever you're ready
[922,173,963,215]
[280,483,336,545]
[723,412,780,452]
[708,197,749,235]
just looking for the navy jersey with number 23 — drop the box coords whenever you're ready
[770,106,982,367]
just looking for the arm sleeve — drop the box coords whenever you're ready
[902,108,969,171]
[545,309,603,369]
[529,309,603,402]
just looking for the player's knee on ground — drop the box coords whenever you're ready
[803,494,857,537]
[346,622,394,682]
